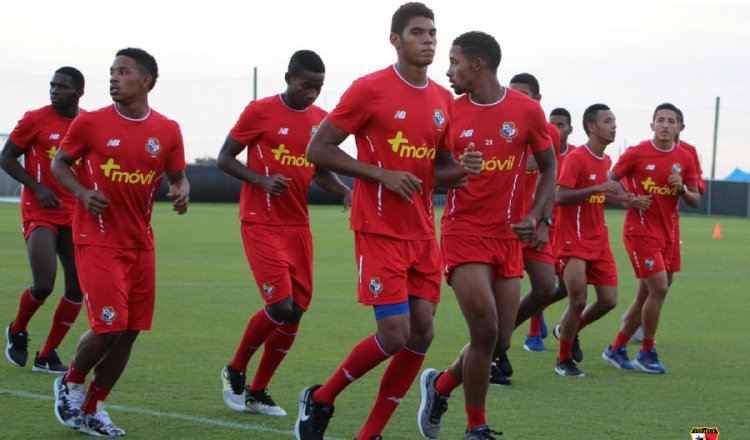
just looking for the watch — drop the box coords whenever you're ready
[678,184,687,195]
[541,216,553,226]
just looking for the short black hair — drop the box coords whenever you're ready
[54,66,85,91]
[288,50,325,76]
[675,107,684,125]
[391,2,434,36]
[509,73,540,97]
[452,31,502,73]
[550,107,571,126]
[652,102,679,122]
[582,103,610,136]
[116,47,159,90]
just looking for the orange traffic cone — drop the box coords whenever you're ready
[712,222,722,239]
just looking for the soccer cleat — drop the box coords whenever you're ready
[79,409,126,437]
[295,384,334,440]
[417,368,449,439]
[555,358,585,377]
[33,349,68,374]
[245,389,287,416]
[633,348,666,374]
[523,335,546,352]
[489,352,513,386]
[465,425,503,439]
[540,315,548,339]
[5,323,29,367]
[493,351,513,377]
[54,375,84,429]
[552,324,583,363]
[601,345,635,370]
[221,364,247,412]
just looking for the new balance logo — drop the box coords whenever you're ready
[460,129,474,138]
[106,139,121,147]
[278,127,289,135]
[646,164,655,170]
[589,174,597,180]
[394,110,407,119]
[49,133,60,140]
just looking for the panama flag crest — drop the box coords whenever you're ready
[690,427,719,440]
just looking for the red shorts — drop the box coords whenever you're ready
[241,223,313,311]
[558,247,618,286]
[75,245,155,334]
[521,241,555,266]
[623,235,675,278]
[442,235,523,284]
[22,220,63,241]
[355,232,441,306]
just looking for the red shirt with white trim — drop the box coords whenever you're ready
[326,65,453,240]
[229,94,327,226]
[60,104,186,249]
[522,121,561,215]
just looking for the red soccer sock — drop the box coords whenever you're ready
[641,338,655,352]
[466,403,487,431]
[313,334,391,406]
[248,322,299,391]
[434,367,461,397]
[528,316,542,337]
[230,308,281,372]
[576,316,589,333]
[65,365,88,384]
[82,383,111,414]
[612,331,630,349]
[358,346,426,439]
[40,296,82,358]
[558,338,574,362]
[11,287,45,333]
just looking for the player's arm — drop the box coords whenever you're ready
[307,119,421,203]
[51,149,109,215]
[512,146,556,246]
[557,180,623,205]
[217,135,291,196]
[434,143,483,189]
[313,167,353,211]
[609,170,652,210]
[166,170,190,215]
[0,140,61,208]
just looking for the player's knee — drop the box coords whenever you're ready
[379,332,408,354]
[266,300,293,323]
[602,296,617,311]
[469,323,497,352]
[30,284,54,300]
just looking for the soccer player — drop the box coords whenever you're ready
[488,72,559,384]
[602,103,700,374]
[295,4,482,440]
[50,47,190,436]
[217,50,351,416]
[553,104,631,376]
[2,67,85,373]
[417,31,555,439]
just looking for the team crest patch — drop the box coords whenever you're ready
[369,277,383,297]
[501,122,518,141]
[644,258,655,270]
[690,427,720,440]
[262,282,275,298]
[145,138,161,155]
[433,110,446,130]
[672,163,682,173]
[101,307,117,325]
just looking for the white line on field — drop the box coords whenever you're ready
[0,388,343,440]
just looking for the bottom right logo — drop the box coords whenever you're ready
[690,427,719,440]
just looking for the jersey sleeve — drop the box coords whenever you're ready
[8,111,37,150]
[686,146,706,194]
[557,151,581,189]
[165,121,187,172]
[611,147,634,179]
[681,150,698,189]
[526,104,552,154]
[326,79,372,134]
[59,115,90,159]
[229,101,264,146]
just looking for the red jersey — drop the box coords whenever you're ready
[550,143,577,246]
[441,89,552,238]
[678,140,706,195]
[229,94,327,226]
[522,121,561,215]
[326,65,453,240]
[555,145,612,250]
[9,105,81,225]
[60,104,186,249]
[612,140,697,241]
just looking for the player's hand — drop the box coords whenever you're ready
[668,173,683,190]
[597,180,623,195]
[378,169,423,203]
[342,188,353,212]
[511,215,538,242]
[261,174,292,196]
[33,185,62,208]
[167,186,190,215]
[459,143,483,175]
[629,195,652,211]
[80,190,109,216]
[530,222,550,250]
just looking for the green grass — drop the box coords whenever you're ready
[1,202,748,439]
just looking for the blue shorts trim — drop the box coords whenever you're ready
[373,301,410,320]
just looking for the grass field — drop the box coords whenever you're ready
[1,202,748,439]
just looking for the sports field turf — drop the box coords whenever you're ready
[1,202,748,439]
